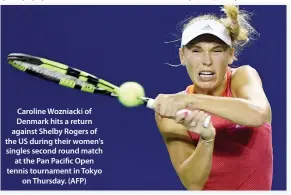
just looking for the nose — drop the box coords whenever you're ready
[202,51,212,66]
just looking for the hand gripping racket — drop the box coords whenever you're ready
[7,53,211,128]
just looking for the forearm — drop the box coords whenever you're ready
[189,94,266,126]
[177,139,214,190]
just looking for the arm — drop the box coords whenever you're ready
[188,65,272,126]
[155,113,215,190]
[170,138,214,190]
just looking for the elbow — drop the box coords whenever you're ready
[249,108,268,127]
[177,170,207,190]
[184,183,204,190]
[180,179,205,190]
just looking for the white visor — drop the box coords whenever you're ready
[181,20,232,47]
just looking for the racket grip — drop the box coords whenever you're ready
[145,99,210,128]
[145,98,155,109]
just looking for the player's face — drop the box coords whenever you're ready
[179,35,234,92]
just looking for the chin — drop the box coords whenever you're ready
[199,83,216,90]
[194,80,218,91]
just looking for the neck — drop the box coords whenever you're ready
[194,75,228,96]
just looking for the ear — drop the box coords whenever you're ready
[179,47,186,65]
[228,47,236,64]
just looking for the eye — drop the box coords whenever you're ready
[192,49,201,53]
[214,50,223,52]
[213,47,226,52]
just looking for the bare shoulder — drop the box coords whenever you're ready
[231,65,261,81]
[230,65,263,96]
[229,65,272,124]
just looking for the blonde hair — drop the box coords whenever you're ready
[182,5,259,57]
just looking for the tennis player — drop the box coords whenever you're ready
[154,5,273,190]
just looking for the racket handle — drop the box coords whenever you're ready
[145,98,211,128]
[145,98,155,109]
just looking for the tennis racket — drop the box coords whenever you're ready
[7,53,210,127]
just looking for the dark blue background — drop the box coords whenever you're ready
[1,5,286,190]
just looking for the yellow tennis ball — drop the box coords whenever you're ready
[117,82,145,107]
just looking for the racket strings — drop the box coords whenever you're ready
[9,60,118,95]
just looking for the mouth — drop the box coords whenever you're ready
[198,71,215,81]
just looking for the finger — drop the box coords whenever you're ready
[203,115,211,128]
[165,105,172,118]
[198,114,214,140]
[157,104,161,113]
[170,106,177,118]
[191,111,205,126]
[171,101,187,117]
[185,110,199,126]
[176,109,191,116]
[153,100,160,113]
[170,104,182,118]
[160,104,166,116]
[153,94,163,111]
[175,112,187,123]
[175,109,191,123]
[196,112,210,127]
[154,102,160,114]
